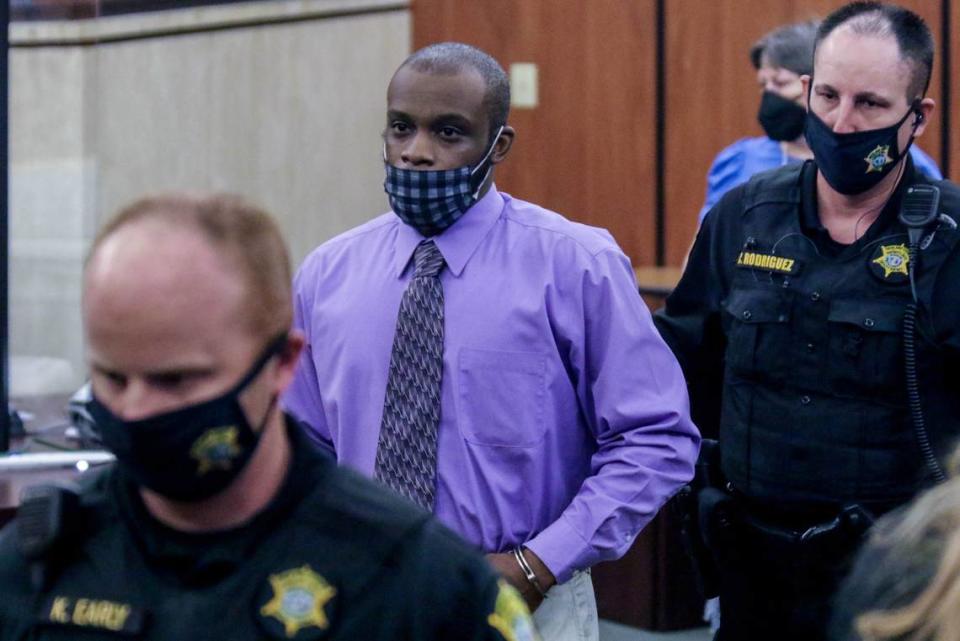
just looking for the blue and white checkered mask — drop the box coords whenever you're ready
[384,126,504,236]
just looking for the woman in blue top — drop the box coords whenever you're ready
[698,18,941,224]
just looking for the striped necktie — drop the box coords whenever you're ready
[374,240,446,510]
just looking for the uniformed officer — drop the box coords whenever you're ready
[654,3,960,640]
[0,193,537,641]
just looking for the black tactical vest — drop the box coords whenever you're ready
[719,164,960,508]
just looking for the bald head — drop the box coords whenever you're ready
[85,194,292,342]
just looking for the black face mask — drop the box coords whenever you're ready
[757,91,807,142]
[90,334,288,502]
[804,99,920,195]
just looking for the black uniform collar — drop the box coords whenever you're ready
[112,415,332,586]
[801,155,917,258]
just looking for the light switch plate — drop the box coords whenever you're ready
[510,63,539,109]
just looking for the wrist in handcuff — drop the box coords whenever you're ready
[512,546,548,599]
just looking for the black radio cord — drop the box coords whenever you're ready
[904,241,946,482]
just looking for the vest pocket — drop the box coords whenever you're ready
[722,289,792,379]
[457,347,546,447]
[826,299,905,394]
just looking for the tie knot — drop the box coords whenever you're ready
[414,241,445,278]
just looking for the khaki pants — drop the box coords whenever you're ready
[532,570,599,641]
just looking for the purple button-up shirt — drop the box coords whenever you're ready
[285,187,699,582]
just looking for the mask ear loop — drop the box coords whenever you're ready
[240,332,289,434]
[230,332,290,397]
[469,125,506,199]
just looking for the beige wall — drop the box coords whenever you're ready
[8,0,411,393]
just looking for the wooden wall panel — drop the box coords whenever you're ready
[663,0,945,267]
[412,0,659,266]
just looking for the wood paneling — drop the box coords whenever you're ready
[663,0,945,267]
[412,0,659,266]
[415,0,951,269]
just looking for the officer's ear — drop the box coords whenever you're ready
[274,330,305,390]
[912,97,935,137]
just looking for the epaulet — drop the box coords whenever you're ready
[741,163,805,216]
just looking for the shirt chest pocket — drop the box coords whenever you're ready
[457,348,547,447]
[827,299,905,394]
[722,288,792,380]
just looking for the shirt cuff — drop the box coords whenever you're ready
[524,515,596,585]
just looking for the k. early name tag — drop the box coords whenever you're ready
[43,595,147,636]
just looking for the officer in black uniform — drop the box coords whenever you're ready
[0,193,537,641]
[654,3,960,640]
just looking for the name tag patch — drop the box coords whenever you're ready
[44,596,146,636]
[736,251,800,275]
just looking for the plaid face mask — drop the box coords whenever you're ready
[384,126,504,236]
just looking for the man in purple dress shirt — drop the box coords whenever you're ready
[285,42,699,639]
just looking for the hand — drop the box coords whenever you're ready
[486,549,557,612]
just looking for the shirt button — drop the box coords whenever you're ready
[864,318,875,328]
[742,310,752,320]
[800,395,811,405]
[810,291,821,302]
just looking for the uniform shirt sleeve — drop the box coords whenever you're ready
[284,266,335,454]
[523,247,700,582]
[654,191,739,439]
[931,243,960,353]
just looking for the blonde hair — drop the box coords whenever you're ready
[852,450,960,641]
[89,193,292,339]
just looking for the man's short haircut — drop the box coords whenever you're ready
[400,42,510,137]
[88,193,292,340]
[814,1,934,102]
[750,19,820,76]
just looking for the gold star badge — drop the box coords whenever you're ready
[872,244,910,279]
[189,425,241,475]
[864,145,893,173]
[260,565,336,638]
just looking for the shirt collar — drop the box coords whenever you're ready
[392,185,505,278]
